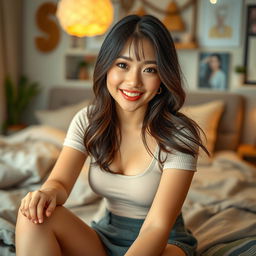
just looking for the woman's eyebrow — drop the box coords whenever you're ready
[117,56,157,65]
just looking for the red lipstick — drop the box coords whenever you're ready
[120,89,143,101]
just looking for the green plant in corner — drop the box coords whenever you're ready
[3,75,41,133]
[235,65,246,74]
[234,66,246,87]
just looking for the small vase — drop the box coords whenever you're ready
[234,73,245,87]
[78,67,89,80]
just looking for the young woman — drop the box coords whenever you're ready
[16,15,207,256]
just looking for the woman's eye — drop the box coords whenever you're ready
[116,62,127,69]
[144,67,157,73]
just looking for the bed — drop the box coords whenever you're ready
[0,87,256,256]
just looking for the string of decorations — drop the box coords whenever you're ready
[120,0,196,15]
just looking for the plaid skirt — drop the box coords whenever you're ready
[91,210,197,256]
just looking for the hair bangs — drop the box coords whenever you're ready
[127,33,151,61]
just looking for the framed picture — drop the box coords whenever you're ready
[244,5,256,84]
[65,54,96,80]
[198,52,230,91]
[199,0,242,47]
[86,0,121,50]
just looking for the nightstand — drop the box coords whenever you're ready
[238,144,256,166]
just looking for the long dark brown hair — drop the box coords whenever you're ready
[84,15,208,171]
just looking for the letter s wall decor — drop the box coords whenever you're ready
[35,2,60,52]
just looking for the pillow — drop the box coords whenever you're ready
[35,100,90,131]
[2,125,66,147]
[181,100,225,165]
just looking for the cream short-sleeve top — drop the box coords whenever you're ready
[64,107,197,219]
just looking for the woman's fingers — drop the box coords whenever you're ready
[19,190,56,224]
[19,198,25,216]
[36,197,47,223]
[29,192,41,223]
[46,197,56,217]
[23,192,32,220]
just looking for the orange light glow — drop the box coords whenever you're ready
[56,0,114,37]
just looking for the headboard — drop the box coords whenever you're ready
[48,86,94,110]
[47,87,245,151]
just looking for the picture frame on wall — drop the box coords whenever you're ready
[198,52,230,91]
[199,0,242,47]
[244,5,256,85]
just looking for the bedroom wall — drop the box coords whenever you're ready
[22,0,256,124]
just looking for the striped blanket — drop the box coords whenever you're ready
[202,237,256,256]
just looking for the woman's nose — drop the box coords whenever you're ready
[125,68,142,87]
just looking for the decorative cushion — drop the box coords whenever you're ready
[181,100,225,165]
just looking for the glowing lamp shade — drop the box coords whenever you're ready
[56,0,114,37]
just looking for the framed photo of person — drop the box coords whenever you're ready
[198,52,230,91]
[198,0,242,47]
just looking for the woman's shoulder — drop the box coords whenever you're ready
[74,104,93,119]
[68,104,94,130]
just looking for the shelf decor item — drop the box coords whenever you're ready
[234,65,246,87]
[162,0,186,32]
[35,2,60,52]
[56,0,114,37]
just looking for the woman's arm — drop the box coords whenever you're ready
[20,146,87,223]
[124,169,194,256]
[41,146,87,205]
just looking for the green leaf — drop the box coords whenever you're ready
[3,75,41,125]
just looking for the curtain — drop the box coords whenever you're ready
[0,0,22,132]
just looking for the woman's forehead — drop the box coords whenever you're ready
[119,37,156,61]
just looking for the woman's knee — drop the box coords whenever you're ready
[16,208,33,231]
[161,244,186,256]
[16,206,65,233]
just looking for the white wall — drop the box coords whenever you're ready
[22,0,256,123]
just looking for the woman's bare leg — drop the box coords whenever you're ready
[15,206,107,256]
[161,244,186,256]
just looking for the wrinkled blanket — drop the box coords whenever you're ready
[0,126,102,256]
[1,126,256,256]
[183,151,256,255]
[0,126,63,255]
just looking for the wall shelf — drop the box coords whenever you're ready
[175,41,198,49]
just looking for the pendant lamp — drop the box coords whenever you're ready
[56,0,114,37]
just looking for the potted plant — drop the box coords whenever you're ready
[234,65,246,86]
[235,66,246,74]
[2,75,41,134]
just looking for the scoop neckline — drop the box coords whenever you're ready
[107,146,159,179]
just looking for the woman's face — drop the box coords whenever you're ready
[106,37,161,114]
[209,56,220,71]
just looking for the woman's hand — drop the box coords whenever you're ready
[19,188,57,224]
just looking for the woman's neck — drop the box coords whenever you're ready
[116,106,147,131]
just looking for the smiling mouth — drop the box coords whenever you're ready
[120,89,143,101]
